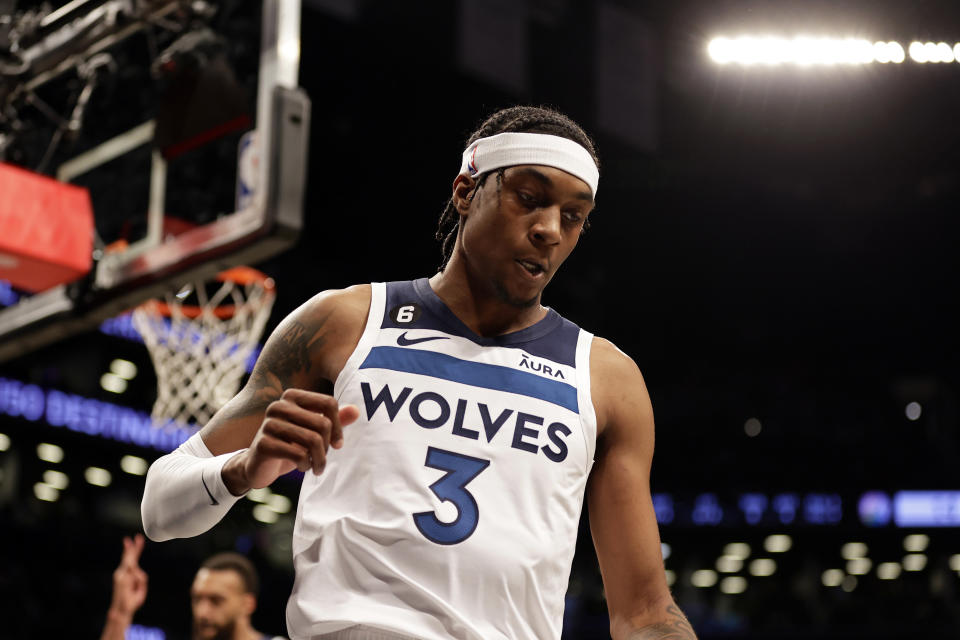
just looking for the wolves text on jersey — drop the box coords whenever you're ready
[360,382,573,463]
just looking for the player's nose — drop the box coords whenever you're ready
[529,206,562,245]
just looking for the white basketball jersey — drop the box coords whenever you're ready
[287,279,597,640]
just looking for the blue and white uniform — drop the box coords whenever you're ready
[287,279,597,640]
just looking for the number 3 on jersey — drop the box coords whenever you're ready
[413,447,490,545]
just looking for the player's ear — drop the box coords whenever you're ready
[243,593,256,616]
[452,174,477,215]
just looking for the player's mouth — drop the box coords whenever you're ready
[516,258,547,279]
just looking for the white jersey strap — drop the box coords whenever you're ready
[141,432,246,541]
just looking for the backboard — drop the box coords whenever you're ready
[0,0,310,362]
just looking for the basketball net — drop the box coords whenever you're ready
[132,267,275,428]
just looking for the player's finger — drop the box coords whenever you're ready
[257,431,323,474]
[282,389,344,451]
[266,400,332,443]
[332,404,360,449]
[131,533,145,560]
[262,417,329,473]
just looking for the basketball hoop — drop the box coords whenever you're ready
[132,266,276,428]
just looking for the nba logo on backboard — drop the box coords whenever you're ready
[236,130,260,211]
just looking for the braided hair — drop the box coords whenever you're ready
[435,106,600,271]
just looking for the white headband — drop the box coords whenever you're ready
[459,132,599,198]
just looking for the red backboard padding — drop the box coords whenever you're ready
[0,162,94,293]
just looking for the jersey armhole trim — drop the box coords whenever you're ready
[334,282,385,400]
[574,329,598,472]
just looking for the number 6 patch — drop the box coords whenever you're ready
[413,447,491,545]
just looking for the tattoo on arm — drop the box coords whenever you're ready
[217,312,333,421]
[627,605,697,640]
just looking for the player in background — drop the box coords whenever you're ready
[101,534,284,640]
[141,106,698,640]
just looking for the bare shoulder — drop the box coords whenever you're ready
[589,336,652,441]
[274,283,372,383]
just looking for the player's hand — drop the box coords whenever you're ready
[232,389,360,491]
[108,534,148,619]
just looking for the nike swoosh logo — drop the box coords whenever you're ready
[396,332,450,347]
[201,473,219,506]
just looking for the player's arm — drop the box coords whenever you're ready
[141,285,370,542]
[588,338,697,640]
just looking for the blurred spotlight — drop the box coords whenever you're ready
[247,488,270,503]
[100,372,128,394]
[903,533,929,552]
[720,576,748,594]
[764,534,792,553]
[910,42,929,63]
[950,554,960,571]
[936,42,955,62]
[253,504,278,524]
[877,562,901,580]
[888,41,906,63]
[905,402,922,421]
[708,37,734,64]
[691,569,718,588]
[0,432,9,451]
[120,455,148,476]
[661,542,671,560]
[267,493,292,514]
[744,418,762,437]
[841,542,868,559]
[43,470,69,490]
[822,569,844,587]
[903,554,927,571]
[841,575,857,592]
[110,359,138,380]
[37,443,64,463]
[716,555,744,573]
[847,557,872,575]
[665,570,676,587]
[34,482,59,502]
[85,467,112,487]
[724,542,751,559]
[749,559,777,577]
[955,43,960,61]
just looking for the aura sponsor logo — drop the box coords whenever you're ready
[518,353,566,380]
[361,382,572,463]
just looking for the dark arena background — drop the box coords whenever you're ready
[2,1,960,638]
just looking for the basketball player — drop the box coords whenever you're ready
[141,106,697,640]
[101,534,284,640]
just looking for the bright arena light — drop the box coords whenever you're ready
[903,554,927,572]
[749,558,777,577]
[247,487,271,502]
[764,534,792,553]
[253,504,279,524]
[720,576,748,594]
[665,570,676,587]
[42,470,69,490]
[110,359,138,380]
[841,542,868,559]
[905,402,922,421]
[267,493,292,514]
[822,569,844,587]
[37,443,64,463]
[904,534,929,552]
[950,554,960,571]
[724,542,751,559]
[661,543,671,560]
[85,466,112,487]
[706,36,960,66]
[0,432,9,451]
[691,569,718,588]
[34,482,59,502]
[716,555,744,573]
[120,455,148,476]
[877,562,902,580]
[847,557,872,575]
